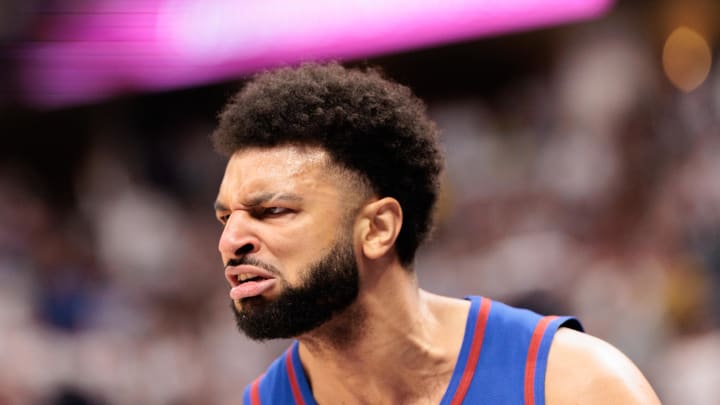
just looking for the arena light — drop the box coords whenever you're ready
[16,0,613,107]
[662,26,713,92]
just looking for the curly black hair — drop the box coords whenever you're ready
[212,63,443,267]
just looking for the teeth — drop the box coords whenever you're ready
[237,274,255,283]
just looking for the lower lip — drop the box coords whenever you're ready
[230,278,277,300]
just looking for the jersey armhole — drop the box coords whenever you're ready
[529,316,583,405]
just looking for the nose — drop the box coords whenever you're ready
[218,211,260,262]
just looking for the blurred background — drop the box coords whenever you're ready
[0,0,718,403]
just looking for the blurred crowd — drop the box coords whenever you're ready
[1,15,719,405]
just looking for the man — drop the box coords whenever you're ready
[212,63,660,404]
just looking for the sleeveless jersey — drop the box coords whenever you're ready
[242,296,583,404]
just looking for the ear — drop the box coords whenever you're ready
[356,197,403,260]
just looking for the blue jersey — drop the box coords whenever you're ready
[243,296,582,404]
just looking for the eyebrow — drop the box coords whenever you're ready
[213,192,303,212]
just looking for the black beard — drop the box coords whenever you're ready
[231,237,359,341]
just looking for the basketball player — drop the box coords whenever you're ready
[212,63,661,404]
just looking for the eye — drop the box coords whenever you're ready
[264,207,290,216]
[217,213,230,224]
[246,206,296,220]
[249,206,293,219]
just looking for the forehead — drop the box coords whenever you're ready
[217,145,336,200]
[229,145,330,177]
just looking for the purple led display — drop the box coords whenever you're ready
[16,0,613,107]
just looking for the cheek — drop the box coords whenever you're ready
[270,216,341,283]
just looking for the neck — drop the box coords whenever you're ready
[296,259,470,405]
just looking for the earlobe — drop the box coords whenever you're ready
[359,197,402,260]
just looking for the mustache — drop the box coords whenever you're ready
[225,257,280,276]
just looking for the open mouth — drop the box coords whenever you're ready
[237,274,268,284]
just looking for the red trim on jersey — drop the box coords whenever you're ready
[523,315,558,405]
[250,375,263,405]
[285,351,307,405]
[450,297,492,405]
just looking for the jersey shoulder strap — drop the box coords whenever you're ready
[242,341,313,405]
[448,296,582,405]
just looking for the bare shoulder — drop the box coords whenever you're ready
[546,328,661,405]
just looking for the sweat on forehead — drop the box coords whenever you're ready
[225,146,372,201]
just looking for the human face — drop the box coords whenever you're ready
[214,146,361,338]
